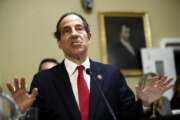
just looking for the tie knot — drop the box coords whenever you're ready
[77,65,85,72]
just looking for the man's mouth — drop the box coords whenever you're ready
[71,41,82,46]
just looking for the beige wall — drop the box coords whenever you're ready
[0,0,180,92]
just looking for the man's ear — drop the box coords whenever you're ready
[57,40,62,49]
[87,33,92,45]
[87,32,91,40]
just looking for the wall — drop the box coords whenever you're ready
[0,0,180,92]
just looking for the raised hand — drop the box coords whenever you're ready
[135,76,173,107]
[6,78,38,112]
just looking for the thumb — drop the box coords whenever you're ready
[31,88,38,98]
[135,85,142,98]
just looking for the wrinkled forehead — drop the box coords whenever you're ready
[60,14,84,29]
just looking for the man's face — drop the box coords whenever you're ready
[58,14,91,59]
[120,25,130,41]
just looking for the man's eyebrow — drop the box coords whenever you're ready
[62,25,70,29]
[61,24,84,30]
[60,26,70,32]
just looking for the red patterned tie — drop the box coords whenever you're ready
[77,65,89,120]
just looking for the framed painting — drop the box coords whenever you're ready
[99,12,152,76]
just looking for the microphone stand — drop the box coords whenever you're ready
[86,69,117,120]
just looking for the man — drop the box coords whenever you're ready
[108,24,140,69]
[120,24,135,56]
[6,12,173,120]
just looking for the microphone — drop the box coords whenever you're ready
[86,69,117,120]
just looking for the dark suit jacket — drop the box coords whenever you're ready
[30,60,143,120]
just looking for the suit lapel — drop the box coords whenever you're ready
[52,62,81,120]
[89,61,105,120]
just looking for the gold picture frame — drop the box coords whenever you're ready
[99,12,152,76]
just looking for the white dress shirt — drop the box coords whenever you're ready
[64,57,90,107]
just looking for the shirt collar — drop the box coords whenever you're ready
[64,57,90,76]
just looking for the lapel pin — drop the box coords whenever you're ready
[97,74,103,80]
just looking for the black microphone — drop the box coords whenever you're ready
[86,69,117,120]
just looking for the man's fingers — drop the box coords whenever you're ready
[20,78,26,90]
[159,76,168,83]
[135,85,143,97]
[148,76,159,82]
[164,84,174,92]
[152,76,172,88]
[158,77,173,91]
[163,78,173,86]
[151,76,160,80]
[148,76,160,85]
[6,83,15,94]
[14,78,20,90]
[31,88,38,99]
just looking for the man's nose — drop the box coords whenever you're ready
[71,28,78,36]
[70,28,79,40]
